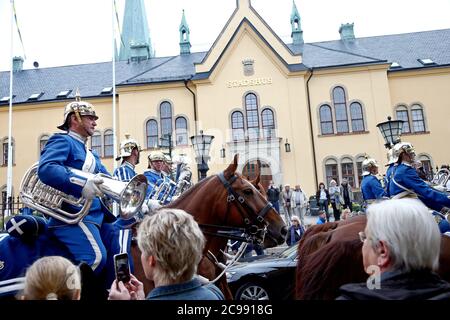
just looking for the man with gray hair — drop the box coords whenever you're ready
[337,198,450,300]
[108,209,224,300]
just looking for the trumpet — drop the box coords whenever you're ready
[20,163,148,224]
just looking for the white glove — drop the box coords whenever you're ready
[140,203,149,214]
[146,199,162,213]
[82,175,104,200]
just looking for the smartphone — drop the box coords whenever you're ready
[113,253,131,284]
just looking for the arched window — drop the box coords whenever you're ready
[175,117,188,146]
[418,154,433,180]
[325,158,339,186]
[356,156,365,186]
[39,135,49,153]
[395,105,410,133]
[146,119,158,149]
[2,138,15,165]
[333,87,349,133]
[319,105,333,135]
[231,111,245,141]
[245,93,259,139]
[341,157,355,187]
[160,101,173,147]
[261,108,275,138]
[91,131,102,156]
[104,129,114,157]
[411,104,425,133]
[350,102,365,132]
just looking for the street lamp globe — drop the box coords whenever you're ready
[376,116,405,149]
[190,130,215,180]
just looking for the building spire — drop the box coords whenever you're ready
[290,0,303,46]
[179,9,191,55]
[119,0,154,62]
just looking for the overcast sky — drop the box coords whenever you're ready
[1,0,450,72]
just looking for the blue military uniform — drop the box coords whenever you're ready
[143,169,176,204]
[38,131,109,274]
[390,163,450,233]
[361,174,386,202]
[113,161,136,182]
[384,163,396,197]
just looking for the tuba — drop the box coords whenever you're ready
[20,163,148,224]
[147,177,177,205]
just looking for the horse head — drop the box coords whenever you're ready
[219,154,286,248]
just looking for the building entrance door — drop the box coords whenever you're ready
[242,160,272,191]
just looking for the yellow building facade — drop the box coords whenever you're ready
[1,0,450,201]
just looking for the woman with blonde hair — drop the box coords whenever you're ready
[20,256,81,300]
[108,208,224,300]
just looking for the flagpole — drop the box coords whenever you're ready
[6,0,15,218]
[112,0,117,169]
[112,0,118,216]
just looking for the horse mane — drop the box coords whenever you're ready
[166,174,215,208]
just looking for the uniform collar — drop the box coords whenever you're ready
[401,162,412,167]
[68,130,88,145]
[123,161,135,170]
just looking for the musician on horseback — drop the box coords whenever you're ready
[384,148,397,197]
[38,92,111,274]
[360,157,387,204]
[389,142,450,233]
[143,151,176,204]
[114,134,141,182]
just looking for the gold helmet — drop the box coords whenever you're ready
[392,142,415,163]
[148,151,165,162]
[57,89,98,131]
[116,134,141,161]
[362,156,378,176]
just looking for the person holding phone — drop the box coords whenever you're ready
[108,209,224,300]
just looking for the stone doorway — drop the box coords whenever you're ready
[242,160,272,191]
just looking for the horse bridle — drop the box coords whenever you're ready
[199,172,273,244]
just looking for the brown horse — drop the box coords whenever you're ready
[295,215,450,300]
[131,154,287,299]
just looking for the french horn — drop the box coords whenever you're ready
[20,163,148,224]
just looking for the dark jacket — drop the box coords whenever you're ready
[286,225,305,246]
[267,186,280,203]
[316,189,330,205]
[336,269,450,300]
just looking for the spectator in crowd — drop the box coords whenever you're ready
[20,256,81,300]
[286,215,306,246]
[281,184,294,225]
[340,178,353,210]
[337,198,450,300]
[108,208,224,300]
[329,180,342,221]
[316,210,327,225]
[267,181,281,213]
[291,185,308,225]
[316,183,330,222]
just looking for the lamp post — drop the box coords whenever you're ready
[284,139,291,153]
[376,116,405,149]
[190,130,215,180]
[159,133,173,161]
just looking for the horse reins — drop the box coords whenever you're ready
[199,172,272,244]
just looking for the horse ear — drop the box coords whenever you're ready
[224,154,239,179]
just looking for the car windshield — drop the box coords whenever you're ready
[278,245,298,258]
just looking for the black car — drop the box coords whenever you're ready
[226,245,298,300]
